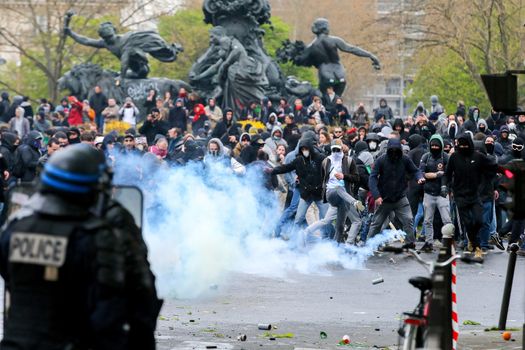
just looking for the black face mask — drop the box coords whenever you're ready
[458,146,472,156]
[387,148,402,161]
[69,137,80,144]
[485,143,495,155]
[479,126,486,133]
[430,147,441,157]
[443,146,451,154]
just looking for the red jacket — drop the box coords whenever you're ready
[192,104,205,123]
[68,99,83,126]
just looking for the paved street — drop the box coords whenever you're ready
[155,249,524,350]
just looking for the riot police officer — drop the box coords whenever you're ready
[0,144,157,349]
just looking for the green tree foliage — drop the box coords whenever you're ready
[406,50,491,115]
[0,14,121,102]
[152,9,316,84]
[151,9,212,81]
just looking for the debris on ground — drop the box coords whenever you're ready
[484,326,520,332]
[261,332,294,338]
[372,277,384,285]
[463,320,481,325]
[339,335,351,345]
[257,324,272,330]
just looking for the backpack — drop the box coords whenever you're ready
[354,157,371,191]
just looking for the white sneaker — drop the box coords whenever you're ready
[434,240,444,248]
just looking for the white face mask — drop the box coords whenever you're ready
[331,150,343,161]
[302,150,310,158]
[508,122,516,131]
[368,141,378,151]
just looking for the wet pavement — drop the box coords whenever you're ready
[155,250,524,349]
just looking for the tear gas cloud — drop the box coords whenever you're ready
[114,156,405,299]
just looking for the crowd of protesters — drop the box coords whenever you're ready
[0,87,524,260]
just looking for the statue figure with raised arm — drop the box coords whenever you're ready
[277,18,381,96]
[63,11,183,79]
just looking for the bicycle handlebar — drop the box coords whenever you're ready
[382,246,482,273]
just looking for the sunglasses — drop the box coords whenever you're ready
[331,148,342,153]
[334,130,343,134]
[512,144,524,151]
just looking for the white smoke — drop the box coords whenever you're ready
[114,156,405,299]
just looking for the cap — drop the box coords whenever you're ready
[331,138,343,150]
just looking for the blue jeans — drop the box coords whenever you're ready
[294,198,328,226]
[490,201,497,235]
[414,201,425,236]
[95,113,104,132]
[275,187,302,237]
[479,200,494,248]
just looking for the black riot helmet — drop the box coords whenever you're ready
[40,144,106,206]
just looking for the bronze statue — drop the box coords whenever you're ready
[63,11,183,79]
[190,26,268,115]
[278,18,381,96]
[190,0,283,115]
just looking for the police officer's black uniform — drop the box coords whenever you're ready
[0,144,157,350]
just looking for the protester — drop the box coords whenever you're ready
[318,139,364,244]
[0,85,522,260]
[419,134,451,252]
[119,97,140,129]
[272,137,328,235]
[139,108,169,145]
[368,138,425,248]
[446,133,497,260]
[8,107,30,139]
[374,98,394,121]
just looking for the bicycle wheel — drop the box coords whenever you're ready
[402,324,417,350]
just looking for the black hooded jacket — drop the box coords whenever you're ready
[13,131,41,182]
[407,135,427,202]
[473,142,499,202]
[445,133,497,206]
[272,138,326,201]
[369,138,423,202]
[419,135,449,196]
[0,92,10,122]
[463,107,480,133]
[393,118,409,142]
[168,106,188,132]
[0,132,18,173]
[240,135,263,165]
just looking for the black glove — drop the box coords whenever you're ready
[440,186,448,198]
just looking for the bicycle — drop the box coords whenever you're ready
[383,247,479,350]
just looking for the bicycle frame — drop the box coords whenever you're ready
[399,250,463,350]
